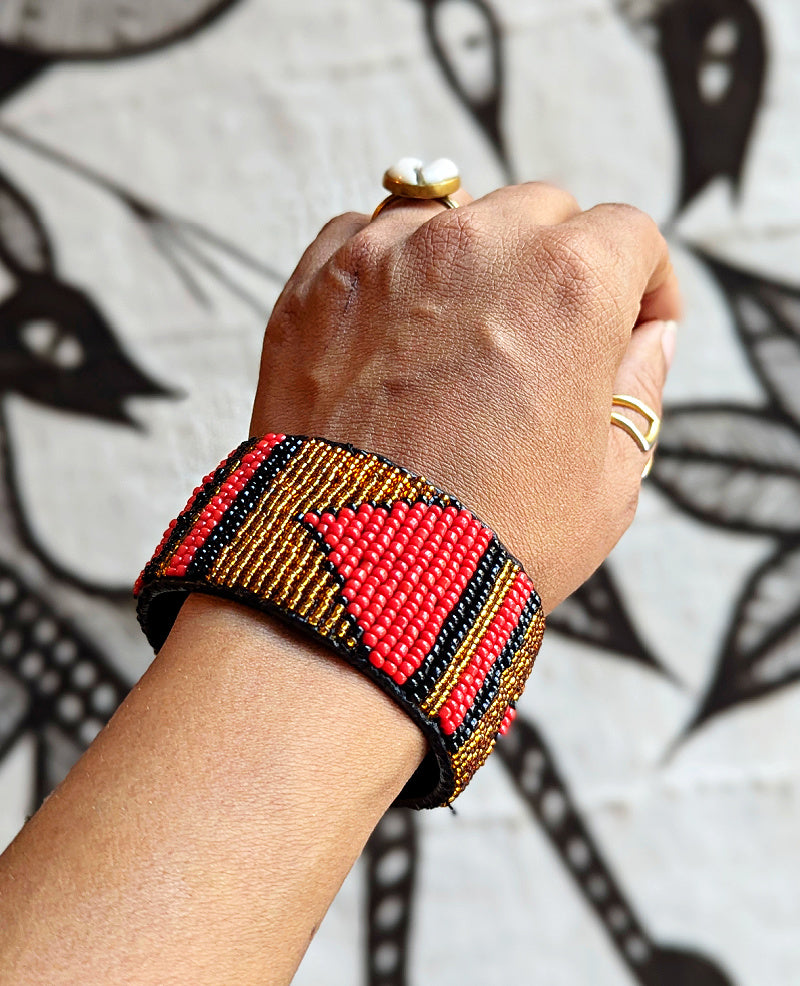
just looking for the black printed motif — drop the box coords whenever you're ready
[0,562,129,808]
[0,1,244,60]
[0,0,279,813]
[548,566,677,680]
[617,0,767,213]
[364,808,418,986]
[497,718,734,986]
[0,0,792,984]
[414,0,511,179]
[653,252,800,740]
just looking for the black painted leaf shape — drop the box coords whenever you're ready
[549,565,677,680]
[417,0,511,179]
[0,168,55,276]
[683,543,800,735]
[645,0,766,213]
[652,405,800,536]
[0,0,243,60]
[696,249,800,429]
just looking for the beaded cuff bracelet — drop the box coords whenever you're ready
[134,435,545,808]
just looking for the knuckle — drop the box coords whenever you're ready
[334,224,385,274]
[520,180,580,214]
[601,201,654,232]
[318,211,360,237]
[410,208,488,261]
[321,226,387,299]
[536,227,602,309]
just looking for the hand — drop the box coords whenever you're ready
[250,182,681,611]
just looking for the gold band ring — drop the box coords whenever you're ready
[610,394,661,478]
[371,157,461,220]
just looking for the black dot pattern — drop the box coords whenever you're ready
[496,716,660,978]
[365,807,418,986]
[0,566,131,806]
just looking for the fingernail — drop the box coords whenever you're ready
[661,319,678,370]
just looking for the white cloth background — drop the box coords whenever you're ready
[0,1,798,983]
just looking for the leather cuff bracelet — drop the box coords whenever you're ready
[134,434,545,808]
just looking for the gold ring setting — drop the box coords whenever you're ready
[372,157,461,219]
[610,394,661,478]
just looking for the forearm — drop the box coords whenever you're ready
[0,594,425,986]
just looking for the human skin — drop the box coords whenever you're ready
[0,183,680,985]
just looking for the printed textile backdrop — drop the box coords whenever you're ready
[0,1,798,983]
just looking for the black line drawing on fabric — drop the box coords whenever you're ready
[547,566,679,682]
[0,1,788,985]
[0,160,163,804]
[0,561,129,810]
[0,0,283,818]
[653,251,800,741]
[0,1,245,61]
[413,0,512,181]
[364,807,418,986]
[364,710,737,986]
[0,163,173,598]
[0,122,285,314]
[616,0,767,215]
[497,719,734,986]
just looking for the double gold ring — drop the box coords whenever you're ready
[611,394,661,478]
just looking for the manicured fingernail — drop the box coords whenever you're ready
[661,319,678,370]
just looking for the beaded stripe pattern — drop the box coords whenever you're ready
[135,435,545,808]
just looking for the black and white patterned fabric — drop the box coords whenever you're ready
[0,1,797,983]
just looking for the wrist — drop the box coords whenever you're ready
[170,593,427,805]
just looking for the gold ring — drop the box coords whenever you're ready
[610,394,661,478]
[371,157,461,220]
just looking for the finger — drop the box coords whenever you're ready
[369,186,473,227]
[289,211,371,285]
[566,203,683,327]
[465,180,582,227]
[606,318,674,489]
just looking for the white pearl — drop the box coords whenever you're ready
[420,157,459,185]
[387,157,423,184]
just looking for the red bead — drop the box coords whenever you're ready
[363,631,379,648]
[368,652,384,669]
